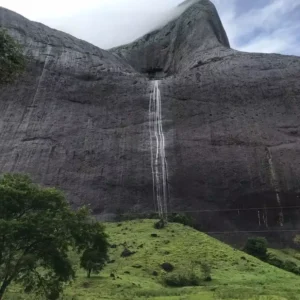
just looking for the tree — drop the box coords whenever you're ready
[80,250,107,278]
[0,173,108,299]
[80,231,108,278]
[0,28,25,84]
[243,237,268,261]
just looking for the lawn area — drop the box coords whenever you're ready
[5,220,300,300]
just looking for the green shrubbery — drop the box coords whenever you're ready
[201,262,212,281]
[168,213,194,227]
[244,237,300,276]
[0,28,25,84]
[163,261,212,287]
[243,237,268,261]
[267,254,300,275]
[163,271,201,287]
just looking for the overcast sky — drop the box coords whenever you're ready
[1,0,300,56]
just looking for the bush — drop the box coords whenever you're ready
[243,237,268,260]
[168,213,194,227]
[266,255,300,275]
[163,271,201,287]
[267,255,284,269]
[154,219,166,229]
[201,262,212,281]
[0,28,25,84]
[284,260,300,275]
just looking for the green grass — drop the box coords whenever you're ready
[5,220,300,300]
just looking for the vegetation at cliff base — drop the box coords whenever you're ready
[1,175,300,300]
[0,28,25,84]
[2,219,299,300]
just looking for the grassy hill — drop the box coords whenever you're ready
[6,220,300,300]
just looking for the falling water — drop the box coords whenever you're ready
[265,148,284,226]
[257,210,261,227]
[149,80,169,221]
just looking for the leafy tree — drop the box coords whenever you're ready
[243,237,268,261]
[80,234,109,278]
[0,173,108,299]
[0,28,25,84]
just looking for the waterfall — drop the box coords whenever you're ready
[149,80,169,220]
[265,148,284,226]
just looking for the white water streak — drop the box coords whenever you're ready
[266,148,284,226]
[149,80,168,220]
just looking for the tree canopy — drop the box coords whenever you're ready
[0,173,108,299]
[0,28,25,84]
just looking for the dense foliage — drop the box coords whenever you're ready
[0,174,108,299]
[80,234,108,278]
[163,270,201,287]
[243,237,268,261]
[267,254,300,275]
[0,28,25,84]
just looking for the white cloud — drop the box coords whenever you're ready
[212,0,300,56]
[1,0,300,55]
[1,0,185,49]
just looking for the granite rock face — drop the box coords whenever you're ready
[1,0,300,237]
[112,0,230,76]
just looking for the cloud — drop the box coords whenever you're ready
[1,0,300,56]
[212,0,300,56]
[1,0,187,49]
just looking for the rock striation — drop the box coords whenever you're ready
[1,0,300,239]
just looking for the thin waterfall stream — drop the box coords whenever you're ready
[266,147,284,226]
[149,80,169,221]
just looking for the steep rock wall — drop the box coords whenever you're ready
[1,1,300,237]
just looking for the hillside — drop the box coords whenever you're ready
[6,220,300,300]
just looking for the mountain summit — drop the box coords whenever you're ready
[112,0,230,76]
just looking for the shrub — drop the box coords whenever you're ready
[163,271,201,287]
[267,255,284,269]
[243,237,268,260]
[0,28,25,84]
[201,262,212,281]
[161,262,174,272]
[284,260,300,275]
[168,213,194,227]
[154,219,166,229]
[266,255,300,275]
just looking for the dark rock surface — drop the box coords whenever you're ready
[1,0,300,239]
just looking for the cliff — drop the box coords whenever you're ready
[1,0,300,237]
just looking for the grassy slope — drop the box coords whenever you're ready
[7,220,300,300]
